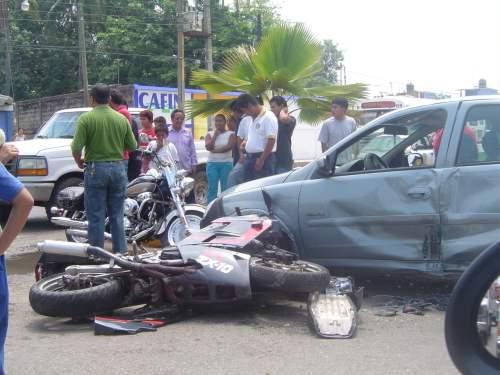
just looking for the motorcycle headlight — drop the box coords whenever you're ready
[123,198,139,216]
[17,157,48,176]
[181,177,195,196]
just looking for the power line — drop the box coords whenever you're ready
[10,17,177,26]
[11,44,205,62]
[11,42,207,57]
[11,9,177,21]
[18,0,170,13]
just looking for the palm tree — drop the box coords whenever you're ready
[186,23,367,124]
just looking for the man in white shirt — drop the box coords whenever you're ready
[236,94,278,182]
[227,102,251,188]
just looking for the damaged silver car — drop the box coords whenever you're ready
[201,96,500,276]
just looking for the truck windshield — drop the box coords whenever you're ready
[36,111,84,139]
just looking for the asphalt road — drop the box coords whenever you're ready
[4,208,459,375]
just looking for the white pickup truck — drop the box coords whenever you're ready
[1,108,209,222]
[1,107,320,222]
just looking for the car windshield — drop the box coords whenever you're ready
[36,111,84,139]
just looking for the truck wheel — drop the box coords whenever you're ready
[193,171,208,206]
[46,177,83,222]
[0,205,12,227]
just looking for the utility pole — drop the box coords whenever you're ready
[77,1,89,106]
[256,12,262,43]
[176,0,185,109]
[0,0,12,96]
[204,0,213,129]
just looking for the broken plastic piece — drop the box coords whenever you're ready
[94,316,168,335]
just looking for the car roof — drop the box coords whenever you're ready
[55,107,144,114]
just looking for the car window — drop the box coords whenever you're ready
[36,111,83,139]
[456,105,500,165]
[335,109,447,173]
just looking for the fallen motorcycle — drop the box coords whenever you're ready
[29,214,332,319]
[50,150,205,248]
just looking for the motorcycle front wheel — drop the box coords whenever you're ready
[165,210,203,245]
[249,258,331,293]
[29,273,125,318]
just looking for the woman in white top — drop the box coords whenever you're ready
[205,114,236,203]
[146,123,179,172]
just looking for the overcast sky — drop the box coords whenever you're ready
[272,0,500,97]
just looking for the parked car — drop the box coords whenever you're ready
[0,107,209,222]
[201,96,500,276]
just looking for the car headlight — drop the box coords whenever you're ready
[17,157,48,176]
[181,177,195,196]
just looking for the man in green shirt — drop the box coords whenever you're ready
[72,84,137,253]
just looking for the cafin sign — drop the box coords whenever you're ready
[133,85,193,128]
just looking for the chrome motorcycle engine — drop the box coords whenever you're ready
[123,198,139,216]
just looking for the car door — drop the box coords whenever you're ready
[440,101,500,271]
[298,106,452,273]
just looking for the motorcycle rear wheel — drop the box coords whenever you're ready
[29,273,125,318]
[249,258,331,293]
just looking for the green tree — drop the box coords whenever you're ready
[186,23,366,124]
[311,39,344,85]
[2,0,283,100]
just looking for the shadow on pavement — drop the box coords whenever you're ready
[6,252,40,275]
[26,317,93,334]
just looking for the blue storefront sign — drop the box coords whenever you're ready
[133,84,206,130]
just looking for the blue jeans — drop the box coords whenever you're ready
[227,162,245,188]
[206,162,233,203]
[243,153,276,182]
[0,256,7,374]
[84,161,128,253]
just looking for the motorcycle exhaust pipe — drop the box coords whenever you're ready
[37,240,89,258]
[66,229,112,241]
[51,217,88,229]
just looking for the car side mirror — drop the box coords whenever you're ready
[318,155,334,176]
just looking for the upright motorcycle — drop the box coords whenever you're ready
[51,150,205,249]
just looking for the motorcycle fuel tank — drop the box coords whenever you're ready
[127,175,157,197]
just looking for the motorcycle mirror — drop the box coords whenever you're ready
[445,241,500,374]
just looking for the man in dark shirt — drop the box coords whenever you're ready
[270,96,296,173]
